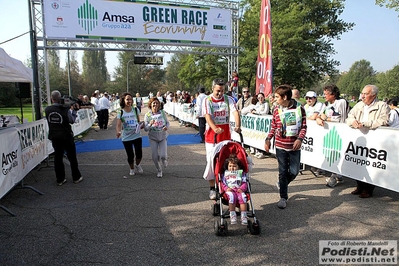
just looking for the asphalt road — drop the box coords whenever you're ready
[1,108,398,265]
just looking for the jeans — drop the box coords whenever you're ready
[276,149,301,200]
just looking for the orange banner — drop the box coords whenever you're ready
[256,0,272,96]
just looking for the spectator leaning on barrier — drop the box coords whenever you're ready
[387,99,399,128]
[45,90,83,186]
[203,78,241,200]
[304,91,325,120]
[346,85,390,198]
[304,90,326,176]
[195,87,207,143]
[236,87,253,114]
[264,84,307,209]
[316,84,349,188]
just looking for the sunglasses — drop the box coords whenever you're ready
[242,91,249,93]
[305,97,315,100]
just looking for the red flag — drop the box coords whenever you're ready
[256,0,272,96]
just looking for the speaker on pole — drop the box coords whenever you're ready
[15,82,31,98]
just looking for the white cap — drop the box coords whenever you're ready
[176,90,182,95]
[305,91,317,98]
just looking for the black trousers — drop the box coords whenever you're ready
[51,135,81,183]
[99,109,109,129]
[198,117,206,142]
[356,180,375,194]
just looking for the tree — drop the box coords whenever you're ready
[239,0,354,91]
[336,60,376,97]
[376,65,399,99]
[376,0,399,13]
[81,44,108,95]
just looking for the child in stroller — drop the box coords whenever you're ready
[212,140,260,236]
[221,154,248,225]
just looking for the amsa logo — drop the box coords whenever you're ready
[77,0,99,34]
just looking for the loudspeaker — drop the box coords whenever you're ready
[15,82,31,98]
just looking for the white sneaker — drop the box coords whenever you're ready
[135,164,143,173]
[230,212,237,225]
[129,169,135,176]
[277,198,287,209]
[257,154,266,159]
[162,159,168,168]
[241,215,248,225]
[157,169,162,178]
[209,190,216,200]
[326,176,337,188]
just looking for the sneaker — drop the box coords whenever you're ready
[57,179,67,186]
[130,169,135,176]
[326,176,337,188]
[277,198,287,209]
[209,190,216,200]
[241,215,248,225]
[162,159,168,168]
[135,164,143,173]
[315,169,325,176]
[336,175,344,183]
[230,212,237,225]
[73,177,83,184]
[257,153,266,159]
[157,169,163,178]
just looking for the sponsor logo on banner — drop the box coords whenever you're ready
[2,149,18,176]
[78,0,99,34]
[51,2,59,9]
[322,126,342,166]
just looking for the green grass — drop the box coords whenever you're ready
[0,105,36,122]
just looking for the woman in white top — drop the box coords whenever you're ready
[252,93,270,115]
[144,97,170,178]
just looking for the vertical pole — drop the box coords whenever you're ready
[28,0,42,120]
[67,43,72,96]
[127,61,129,93]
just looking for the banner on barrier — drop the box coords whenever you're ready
[0,119,49,199]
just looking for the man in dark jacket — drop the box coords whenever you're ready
[45,90,83,186]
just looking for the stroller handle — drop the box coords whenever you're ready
[214,131,244,144]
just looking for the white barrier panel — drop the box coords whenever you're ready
[163,101,198,126]
[301,121,399,193]
[0,119,49,199]
[72,108,97,136]
[231,113,399,193]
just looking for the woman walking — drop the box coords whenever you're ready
[116,92,144,177]
[144,97,170,178]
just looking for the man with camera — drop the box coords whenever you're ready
[45,90,83,186]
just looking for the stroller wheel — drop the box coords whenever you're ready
[247,220,261,235]
[212,202,220,216]
[214,220,228,236]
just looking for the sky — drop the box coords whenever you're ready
[1,0,399,76]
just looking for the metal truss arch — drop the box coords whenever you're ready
[31,0,239,106]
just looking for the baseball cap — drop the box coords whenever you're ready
[305,91,317,98]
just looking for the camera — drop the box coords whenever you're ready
[60,95,79,110]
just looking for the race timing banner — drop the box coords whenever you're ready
[42,0,232,46]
